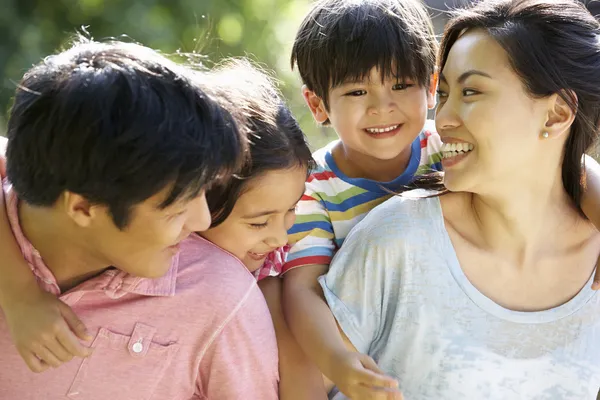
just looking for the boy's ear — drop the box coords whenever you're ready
[427,73,438,110]
[302,85,329,124]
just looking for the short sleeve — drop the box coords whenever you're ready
[197,285,279,399]
[318,214,391,354]
[284,182,336,272]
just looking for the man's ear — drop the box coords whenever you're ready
[62,192,99,228]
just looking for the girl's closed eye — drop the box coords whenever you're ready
[249,221,269,229]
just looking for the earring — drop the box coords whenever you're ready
[542,132,549,138]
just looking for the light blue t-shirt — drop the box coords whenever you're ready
[320,195,600,399]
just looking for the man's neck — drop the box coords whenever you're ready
[19,203,108,292]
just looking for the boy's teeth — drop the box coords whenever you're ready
[366,125,398,133]
[441,142,474,158]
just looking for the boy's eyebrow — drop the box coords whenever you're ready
[439,70,493,84]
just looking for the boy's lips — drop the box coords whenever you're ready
[363,123,403,138]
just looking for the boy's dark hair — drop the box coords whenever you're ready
[6,38,244,229]
[439,0,600,212]
[202,59,315,227]
[291,0,437,112]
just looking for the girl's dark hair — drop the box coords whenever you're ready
[201,60,315,227]
[437,0,600,210]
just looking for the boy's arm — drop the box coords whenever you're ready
[283,265,400,400]
[0,149,91,372]
[258,277,328,400]
[581,155,600,289]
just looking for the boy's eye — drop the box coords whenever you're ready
[392,83,413,90]
[344,89,367,97]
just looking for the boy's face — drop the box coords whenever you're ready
[304,67,436,162]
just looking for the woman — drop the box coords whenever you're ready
[320,0,600,398]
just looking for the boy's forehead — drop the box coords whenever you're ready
[333,67,414,87]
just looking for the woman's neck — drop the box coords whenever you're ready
[467,169,587,268]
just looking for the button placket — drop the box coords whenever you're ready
[127,323,157,358]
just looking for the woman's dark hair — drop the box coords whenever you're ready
[437,0,600,211]
[201,60,315,227]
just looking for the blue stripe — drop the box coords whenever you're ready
[287,247,334,260]
[288,220,334,235]
[321,191,388,212]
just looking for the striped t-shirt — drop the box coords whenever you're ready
[283,121,442,273]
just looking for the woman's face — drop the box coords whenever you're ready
[201,166,307,272]
[436,29,551,194]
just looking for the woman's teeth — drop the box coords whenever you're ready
[366,125,398,134]
[441,142,474,158]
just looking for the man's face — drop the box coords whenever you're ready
[86,186,211,278]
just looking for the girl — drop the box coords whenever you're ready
[0,59,324,398]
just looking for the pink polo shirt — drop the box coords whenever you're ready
[0,177,279,399]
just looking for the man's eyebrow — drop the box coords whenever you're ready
[439,69,493,84]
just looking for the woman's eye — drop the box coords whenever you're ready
[436,90,448,99]
[463,88,480,96]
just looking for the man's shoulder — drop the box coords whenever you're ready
[175,234,262,311]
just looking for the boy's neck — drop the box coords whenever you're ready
[331,141,413,182]
[18,203,109,292]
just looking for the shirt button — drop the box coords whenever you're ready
[132,342,143,353]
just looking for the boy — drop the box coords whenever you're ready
[282,0,441,398]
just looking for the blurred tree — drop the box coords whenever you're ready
[0,0,337,148]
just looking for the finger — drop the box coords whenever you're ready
[45,339,74,363]
[358,355,398,388]
[57,328,92,358]
[348,384,398,400]
[31,343,63,368]
[21,351,50,373]
[60,303,92,342]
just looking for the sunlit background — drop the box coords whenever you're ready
[0,0,597,149]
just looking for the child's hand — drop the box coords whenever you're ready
[330,351,403,400]
[3,289,93,372]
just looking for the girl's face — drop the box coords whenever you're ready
[201,165,307,272]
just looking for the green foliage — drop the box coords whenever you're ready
[0,0,337,148]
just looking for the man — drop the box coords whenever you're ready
[0,38,279,399]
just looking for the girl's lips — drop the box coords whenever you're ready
[247,251,268,261]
